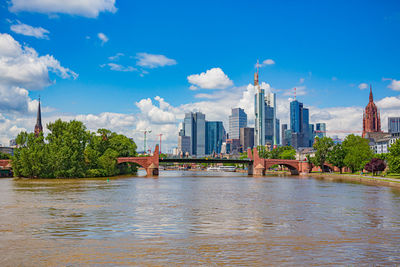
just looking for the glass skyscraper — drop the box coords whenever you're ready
[389,117,400,134]
[315,123,326,138]
[254,87,265,146]
[290,100,310,148]
[229,108,247,140]
[183,112,206,156]
[206,121,225,155]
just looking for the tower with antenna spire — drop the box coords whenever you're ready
[362,85,381,137]
[34,97,43,137]
[254,60,266,146]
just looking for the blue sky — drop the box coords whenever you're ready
[0,0,399,151]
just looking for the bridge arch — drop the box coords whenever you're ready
[117,145,159,176]
[264,160,300,175]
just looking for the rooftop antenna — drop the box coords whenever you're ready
[294,87,297,100]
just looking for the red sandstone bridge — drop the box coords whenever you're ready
[117,145,335,176]
[1,146,338,177]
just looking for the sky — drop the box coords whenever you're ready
[0,0,400,152]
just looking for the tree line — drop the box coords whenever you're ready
[12,119,137,178]
[311,134,400,175]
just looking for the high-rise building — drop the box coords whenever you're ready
[281,124,288,146]
[388,117,400,134]
[362,86,381,138]
[34,98,43,137]
[309,124,315,147]
[229,108,247,139]
[206,121,225,155]
[275,118,280,146]
[240,127,254,151]
[315,123,326,138]
[290,99,310,148]
[178,136,191,156]
[254,66,280,147]
[184,112,206,156]
[254,67,265,147]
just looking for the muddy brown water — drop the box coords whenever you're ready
[1,170,400,265]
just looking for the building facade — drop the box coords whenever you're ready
[240,127,254,151]
[281,124,288,146]
[388,117,400,134]
[315,123,326,139]
[229,108,247,140]
[206,121,225,155]
[290,99,310,148]
[362,86,381,138]
[254,69,265,147]
[183,112,206,156]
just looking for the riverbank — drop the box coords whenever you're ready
[304,172,400,189]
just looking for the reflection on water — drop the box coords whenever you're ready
[1,171,400,265]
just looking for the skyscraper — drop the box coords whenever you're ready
[206,121,225,155]
[34,98,43,137]
[315,123,326,138]
[362,86,381,138]
[240,127,254,151]
[281,124,288,146]
[388,117,400,134]
[265,92,278,146]
[229,108,247,139]
[184,112,206,156]
[254,66,265,146]
[290,99,310,148]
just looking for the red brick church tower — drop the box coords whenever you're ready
[362,86,381,137]
[34,98,43,137]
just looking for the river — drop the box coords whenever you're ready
[1,171,400,265]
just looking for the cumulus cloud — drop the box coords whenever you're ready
[97,32,108,44]
[10,21,49,39]
[358,83,368,90]
[187,68,233,90]
[376,95,400,110]
[256,59,275,68]
[136,53,177,68]
[9,0,117,18]
[388,79,400,91]
[0,33,76,116]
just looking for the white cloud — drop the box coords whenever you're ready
[97,32,108,44]
[106,63,136,72]
[0,33,76,116]
[388,79,400,91]
[299,78,305,84]
[358,83,368,90]
[136,53,177,68]
[10,21,49,39]
[9,0,117,18]
[187,68,233,90]
[108,52,124,61]
[256,59,275,68]
[376,95,400,110]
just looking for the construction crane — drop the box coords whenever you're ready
[157,133,163,154]
[138,130,152,154]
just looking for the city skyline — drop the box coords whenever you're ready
[0,1,400,152]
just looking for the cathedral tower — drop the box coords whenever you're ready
[34,98,43,137]
[362,86,381,137]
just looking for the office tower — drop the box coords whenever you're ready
[388,117,400,134]
[264,92,279,146]
[275,118,280,146]
[284,129,292,146]
[281,124,288,146]
[229,108,247,139]
[309,124,315,147]
[178,136,191,156]
[315,123,326,138]
[240,127,254,151]
[254,67,265,146]
[184,112,206,156]
[362,86,381,137]
[206,121,225,155]
[290,99,310,148]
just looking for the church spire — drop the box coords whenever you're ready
[34,97,43,137]
[369,85,373,103]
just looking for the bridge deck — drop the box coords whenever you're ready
[160,158,252,164]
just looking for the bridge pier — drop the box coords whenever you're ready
[247,162,253,175]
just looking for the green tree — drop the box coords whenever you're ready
[12,132,50,178]
[388,139,400,174]
[342,134,373,173]
[279,147,296,160]
[312,137,334,172]
[46,120,89,178]
[328,143,346,173]
[0,152,11,159]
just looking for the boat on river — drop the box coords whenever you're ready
[206,166,236,172]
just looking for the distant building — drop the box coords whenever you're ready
[229,108,247,140]
[34,97,43,137]
[275,118,280,146]
[9,139,16,147]
[362,86,381,137]
[226,139,240,154]
[0,147,14,156]
[240,127,254,151]
[388,117,400,134]
[184,112,206,156]
[281,124,288,146]
[206,121,225,155]
[290,99,310,148]
[284,129,292,146]
[254,67,265,147]
[309,124,315,147]
[315,123,326,139]
[178,136,191,156]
